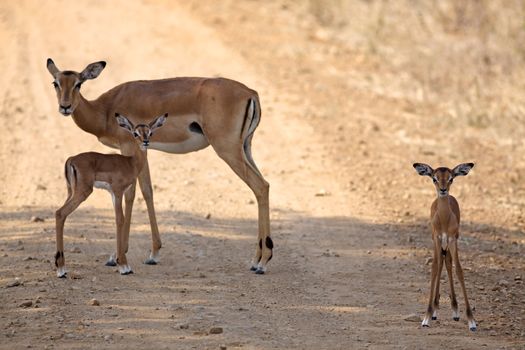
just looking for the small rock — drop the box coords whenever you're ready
[69,272,82,280]
[36,184,47,191]
[246,199,255,205]
[209,327,223,334]
[19,301,33,308]
[404,313,421,322]
[425,257,433,265]
[30,216,44,223]
[498,280,509,287]
[367,250,372,255]
[205,213,212,220]
[219,346,227,350]
[22,256,34,261]
[514,275,522,281]
[90,299,100,306]
[70,247,82,254]
[315,189,330,197]
[6,279,21,288]
[178,324,189,329]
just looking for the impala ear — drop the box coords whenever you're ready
[452,162,474,177]
[80,61,106,81]
[149,113,168,132]
[115,113,134,133]
[47,58,59,77]
[413,163,433,177]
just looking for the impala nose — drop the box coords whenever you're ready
[59,104,72,115]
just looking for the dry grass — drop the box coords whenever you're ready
[309,0,525,138]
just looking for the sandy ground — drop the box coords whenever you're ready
[0,1,524,349]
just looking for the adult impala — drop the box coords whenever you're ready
[46,58,273,274]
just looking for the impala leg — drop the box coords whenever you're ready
[422,239,440,327]
[444,250,459,320]
[55,189,92,278]
[450,239,476,331]
[138,158,162,265]
[113,193,132,275]
[105,183,135,267]
[213,145,272,274]
[432,253,445,320]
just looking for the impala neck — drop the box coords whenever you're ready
[71,94,107,137]
[130,146,148,176]
[436,195,452,223]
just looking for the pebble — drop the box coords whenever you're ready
[425,257,433,265]
[178,324,189,329]
[70,247,82,254]
[69,272,82,280]
[6,279,21,288]
[30,216,44,222]
[90,299,100,306]
[219,346,227,350]
[404,313,421,322]
[315,189,330,197]
[19,301,33,308]
[205,213,212,220]
[209,327,223,334]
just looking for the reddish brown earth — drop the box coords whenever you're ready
[0,1,524,349]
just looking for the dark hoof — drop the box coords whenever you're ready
[422,324,430,328]
[470,327,477,332]
[58,273,67,279]
[120,270,134,275]
[143,258,157,265]
[105,260,117,267]
[255,268,265,275]
[431,316,437,320]
[453,317,460,321]
[250,266,257,271]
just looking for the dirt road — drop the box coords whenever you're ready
[0,1,523,349]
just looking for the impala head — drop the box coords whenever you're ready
[46,58,106,116]
[115,113,168,150]
[413,162,474,197]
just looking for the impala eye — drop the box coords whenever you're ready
[133,131,140,138]
[449,178,454,184]
[432,178,437,183]
[74,82,82,90]
[52,81,59,89]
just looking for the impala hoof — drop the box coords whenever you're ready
[250,266,257,271]
[422,324,430,328]
[453,317,460,321]
[56,267,67,278]
[431,316,437,320]
[143,258,157,265]
[144,251,159,265]
[469,326,477,332]
[118,265,133,275]
[255,268,265,275]
[105,254,117,266]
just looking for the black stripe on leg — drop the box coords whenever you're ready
[259,239,262,249]
[466,308,473,318]
[54,251,63,267]
[265,237,273,250]
[441,248,447,256]
[451,299,458,309]
[267,253,273,262]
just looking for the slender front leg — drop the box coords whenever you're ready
[114,193,133,275]
[444,250,459,320]
[137,157,162,264]
[432,253,445,320]
[449,238,476,331]
[123,179,137,254]
[422,239,440,327]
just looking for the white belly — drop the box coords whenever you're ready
[149,133,209,154]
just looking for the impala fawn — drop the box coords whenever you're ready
[55,113,167,277]
[413,162,477,331]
